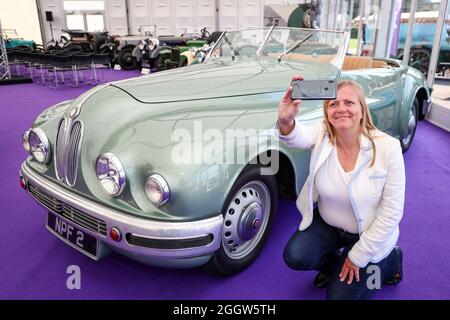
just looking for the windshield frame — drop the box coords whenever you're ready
[207,27,349,69]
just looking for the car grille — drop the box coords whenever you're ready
[55,118,83,186]
[66,121,83,186]
[28,184,107,236]
[55,118,66,181]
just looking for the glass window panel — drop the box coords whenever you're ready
[86,14,104,32]
[66,14,84,30]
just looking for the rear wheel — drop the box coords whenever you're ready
[203,165,278,276]
[400,97,419,152]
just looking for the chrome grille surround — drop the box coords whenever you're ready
[66,121,83,186]
[53,84,107,187]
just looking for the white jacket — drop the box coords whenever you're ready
[277,120,405,268]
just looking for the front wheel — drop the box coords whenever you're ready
[203,165,278,276]
[118,47,138,70]
[400,97,419,152]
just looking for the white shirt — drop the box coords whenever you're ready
[315,147,359,234]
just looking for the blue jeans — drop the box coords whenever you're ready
[283,208,402,300]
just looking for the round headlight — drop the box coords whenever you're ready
[28,128,51,164]
[96,153,126,197]
[145,174,170,206]
[22,130,31,153]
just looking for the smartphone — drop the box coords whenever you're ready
[291,79,337,100]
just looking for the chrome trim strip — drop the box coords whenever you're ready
[21,162,223,259]
[65,120,83,187]
[55,118,66,181]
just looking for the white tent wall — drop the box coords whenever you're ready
[37,0,128,42]
[127,0,216,36]
[0,0,43,45]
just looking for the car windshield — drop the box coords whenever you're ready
[209,27,348,68]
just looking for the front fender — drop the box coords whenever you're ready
[181,51,196,65]
[32,100,72,128]
[399,68,429,137]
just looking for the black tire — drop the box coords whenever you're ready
[203,164,278,276]
[208,31,223,45]
[64,42,85,53]
[400,97,419,152]
[118,47,138,70]
[156,53,171,72]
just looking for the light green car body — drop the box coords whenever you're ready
[20,29,430,269]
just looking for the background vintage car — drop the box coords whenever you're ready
[20,27,430,276]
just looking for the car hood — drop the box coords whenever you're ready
[111,57,340,103]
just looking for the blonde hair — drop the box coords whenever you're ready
[323,80,378,166]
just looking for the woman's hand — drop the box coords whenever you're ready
[278,75,303,135]
[339,257,360,285]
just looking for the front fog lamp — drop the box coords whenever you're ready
[22,130,31,153]
[145,174,170,206]
[28,128,51,164]
[96,153,126,197]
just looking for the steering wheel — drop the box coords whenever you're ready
[201,28,211,39]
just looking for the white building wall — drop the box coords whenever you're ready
[0,0,43,44]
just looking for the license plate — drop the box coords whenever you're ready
[46,212,99,260]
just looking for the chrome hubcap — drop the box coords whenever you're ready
[222,181,271,260]
[402,105,417,146]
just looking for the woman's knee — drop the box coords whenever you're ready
[283,240,319,271]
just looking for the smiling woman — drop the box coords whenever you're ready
[277,78,405,300]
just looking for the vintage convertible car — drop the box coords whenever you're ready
[20,27,430,275]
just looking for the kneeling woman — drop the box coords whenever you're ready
[276,77,404,300]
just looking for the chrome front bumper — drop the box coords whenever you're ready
[20,162,223,263]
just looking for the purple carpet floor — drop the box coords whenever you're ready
[0,70,449,299]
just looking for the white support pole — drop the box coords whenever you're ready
[374,0,392,57]
[348,0,355,29]
[356,0,365,56]
[427,0,449,89]
[339,0,346,30]
[403,0,417,64]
